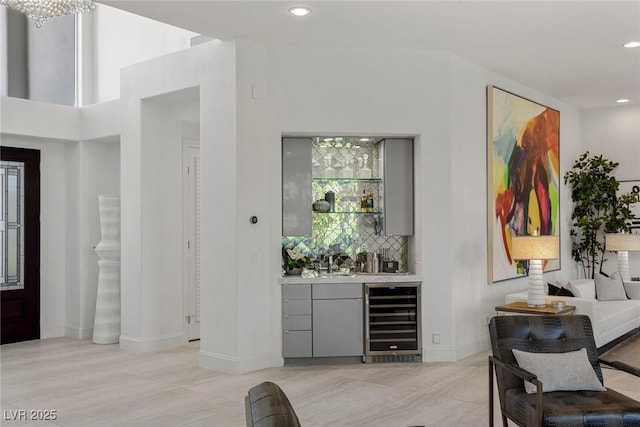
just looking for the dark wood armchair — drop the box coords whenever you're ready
[489,315,640,426]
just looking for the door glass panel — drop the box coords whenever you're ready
[1,161,25,291]
[8,172,17,223]
[7,228,17,278]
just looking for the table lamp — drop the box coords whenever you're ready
[511,234,559,307]
[605,233,640,282]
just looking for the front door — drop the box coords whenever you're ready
[1,147,40,344]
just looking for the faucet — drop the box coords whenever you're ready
[328,255,335,274]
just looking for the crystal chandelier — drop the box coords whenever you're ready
[0,0,95,27]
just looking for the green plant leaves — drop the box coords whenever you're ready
[564,151,638,278]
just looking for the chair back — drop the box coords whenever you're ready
[489,315,603,403]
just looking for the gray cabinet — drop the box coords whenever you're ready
[282,282,364,360]
[379,138,414,236]
[312,283,363,357]
[282,138,312,236]
[282,284,312,358]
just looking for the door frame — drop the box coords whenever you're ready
[182,139,200,341]
[1,146,40,344]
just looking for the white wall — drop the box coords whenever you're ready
[85,4,198,105]
[112,40,582,367]
[581,104,640,278]
[3,32,622,370]
[117,40,237,354]
[1,97,121,341]
[448,56,582,358]
[266,45,582,362]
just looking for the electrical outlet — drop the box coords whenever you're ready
[432,332,440,344]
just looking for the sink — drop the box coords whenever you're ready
[320,272,356,277]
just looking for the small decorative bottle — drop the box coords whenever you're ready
[358,153,372,178]
[324,154,335,178]
[366,190,374,213]
[361,190,368,212]
[342,156,353,178]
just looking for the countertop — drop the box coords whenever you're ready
[280,272,422,284]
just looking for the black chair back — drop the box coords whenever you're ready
[489,315,603,404]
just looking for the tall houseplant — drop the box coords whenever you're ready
[564,152,638,279]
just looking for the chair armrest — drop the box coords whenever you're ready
[600,358,640,377]
[489,355,538,382]
[489,355,544,427]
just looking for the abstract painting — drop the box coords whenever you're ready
[487,86,560,283]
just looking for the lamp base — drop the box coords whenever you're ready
[617,251,631,282]
[526,259,546,307]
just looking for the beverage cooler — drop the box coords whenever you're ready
[364,283,421,363]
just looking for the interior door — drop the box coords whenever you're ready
[1,147,40,344]
[183,141,200,341]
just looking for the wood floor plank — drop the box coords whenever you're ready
[1,337,639,426]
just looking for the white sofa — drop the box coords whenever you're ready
[505,280,640,348]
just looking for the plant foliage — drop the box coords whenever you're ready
[564,151,638,279]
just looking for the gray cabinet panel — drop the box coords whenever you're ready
[282,284,311,300]
[282,299,311,315]
[283,330,312,357]
[313,283,362,299]
[283,314,312,331]
[312,299,363,357]
[282,138,312,236]
[380,138,414,236]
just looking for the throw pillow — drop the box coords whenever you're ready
[568,279,596,299]
[595,272,628,301]
[512,348,606,394]
[548,282,575,297]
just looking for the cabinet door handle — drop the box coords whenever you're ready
[284,315,290,318]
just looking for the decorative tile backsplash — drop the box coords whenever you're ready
[283,137,409,273]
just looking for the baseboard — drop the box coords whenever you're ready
[119,332,186,352]
[421,345,455,362]
[422,335,490,362]
[199,349,274,374]
[454,335,490,360]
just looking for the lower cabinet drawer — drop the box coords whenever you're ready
[283,314,312,331]
[283,330,312,358]
[282,299,311,315]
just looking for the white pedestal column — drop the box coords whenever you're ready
[93,195,121,344]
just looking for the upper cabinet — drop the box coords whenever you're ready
[282,136,414,237]
[379,138,414,236]
[282,137,312,236]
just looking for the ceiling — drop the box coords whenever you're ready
[101,1,640,110]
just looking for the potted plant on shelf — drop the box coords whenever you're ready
[282,245,308,275]
[564,151,638,279]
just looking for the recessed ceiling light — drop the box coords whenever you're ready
[617,98,630,103]
[623,41,640,48]
[289,6,311,17]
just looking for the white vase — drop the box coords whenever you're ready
[92,195,121,344]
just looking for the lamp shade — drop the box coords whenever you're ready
[605,233,640,251]
[511,235,559,260]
